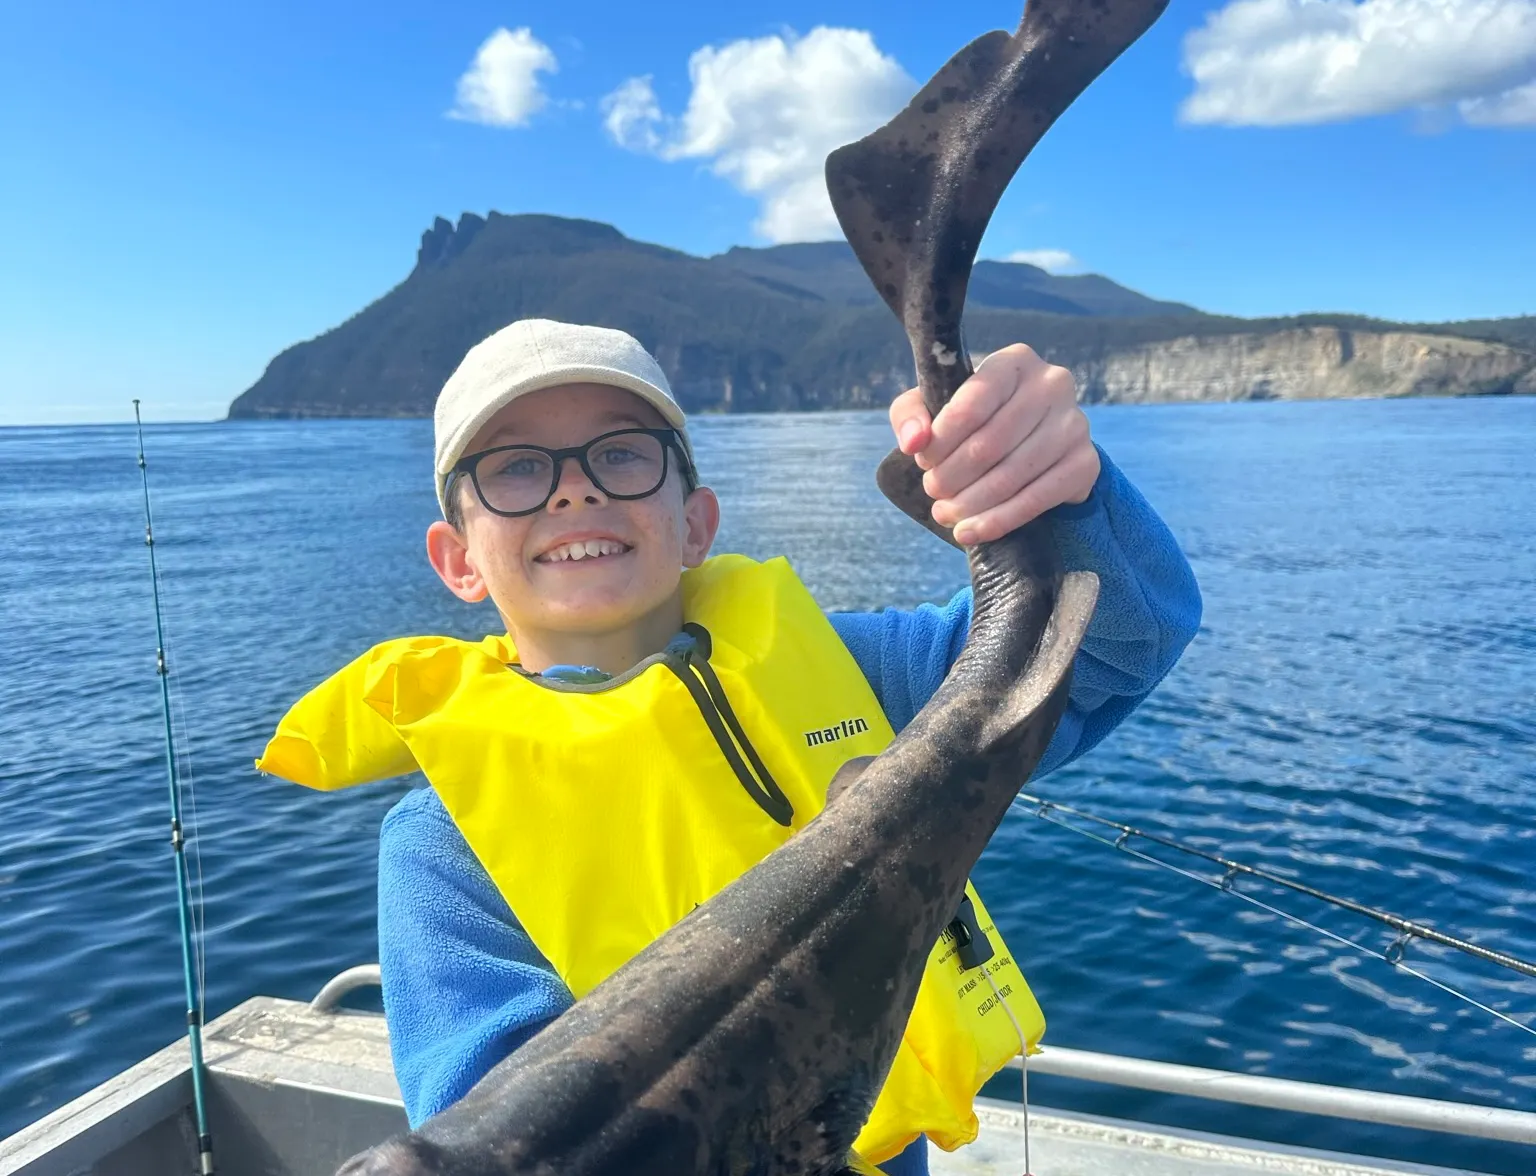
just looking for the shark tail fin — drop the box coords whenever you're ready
[875,449,962,549]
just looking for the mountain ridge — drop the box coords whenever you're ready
[227,212,1536,419]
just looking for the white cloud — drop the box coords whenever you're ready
[1180,0,1536,127]
[449,27,558,128]
[1004,249,1079,273]
[1460,77,1536,122]
[601,76,664,152]
[601,27,916,242]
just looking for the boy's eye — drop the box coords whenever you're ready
[591,434,663,470]
[486,452,549,480]
[597,443,644,466]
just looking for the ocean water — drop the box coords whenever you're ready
[1,398,1533,1172]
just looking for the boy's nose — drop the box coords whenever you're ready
[549,456,608,510]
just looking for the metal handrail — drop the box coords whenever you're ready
[309,965,383,1013]
[306,967,1536,1144]
[1013,1046,1536,1144]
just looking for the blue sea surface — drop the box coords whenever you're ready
[1,398,1533,1171]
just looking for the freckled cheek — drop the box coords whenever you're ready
[469,524,534,592]
[638,532,685,584]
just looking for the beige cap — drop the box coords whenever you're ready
[433,318,692,516]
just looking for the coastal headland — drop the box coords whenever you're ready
[227,213,1536,419]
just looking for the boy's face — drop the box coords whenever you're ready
[427,383,719,643]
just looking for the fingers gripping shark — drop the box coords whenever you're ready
[338,1,1166,1172]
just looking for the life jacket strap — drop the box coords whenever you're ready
[666,623,796,827]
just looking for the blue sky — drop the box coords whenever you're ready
[1,0,1532,425]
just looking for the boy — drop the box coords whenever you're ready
[260,317,1201,1174]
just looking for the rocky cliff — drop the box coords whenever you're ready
[227,213,1536,418]
[772,322,1536,409]
[1072,327,1536,404]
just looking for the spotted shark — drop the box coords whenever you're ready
[338,0,1167,1171]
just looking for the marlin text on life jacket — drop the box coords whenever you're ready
[804,717,870,747]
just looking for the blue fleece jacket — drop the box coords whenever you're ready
[375,447,1202,1172]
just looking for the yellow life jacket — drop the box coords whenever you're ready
[257,554,1044,1163]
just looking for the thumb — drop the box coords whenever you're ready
[888,386,932,455]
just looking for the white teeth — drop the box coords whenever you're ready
[541,539,627,563]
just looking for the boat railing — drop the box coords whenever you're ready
[303,964,1536,1147]
[1008,1050,1536,1145]
[309,964,383,1013]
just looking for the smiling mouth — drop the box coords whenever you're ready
[536,538,633,564]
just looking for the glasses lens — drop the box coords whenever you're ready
[587,432,667,498]
[472,448,555,514]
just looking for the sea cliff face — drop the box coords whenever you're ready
[1069,327,1536,404]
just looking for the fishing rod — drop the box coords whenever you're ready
[1014,790,1536,1036]
[133,401,216,1176]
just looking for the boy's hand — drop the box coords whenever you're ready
[888,343,1099,546]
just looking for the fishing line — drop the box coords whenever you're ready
[980,965,1033,1176]
[133,402,216,1175]
[1014,792,1536,1039]
[1018,794,1536,979]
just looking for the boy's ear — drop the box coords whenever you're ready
[681,486,720,569]
[426,520,490,603]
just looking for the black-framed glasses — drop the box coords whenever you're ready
[453,428,692,518]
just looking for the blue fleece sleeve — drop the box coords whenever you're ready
[378,786,573,1127]
[829,445,1201,775]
